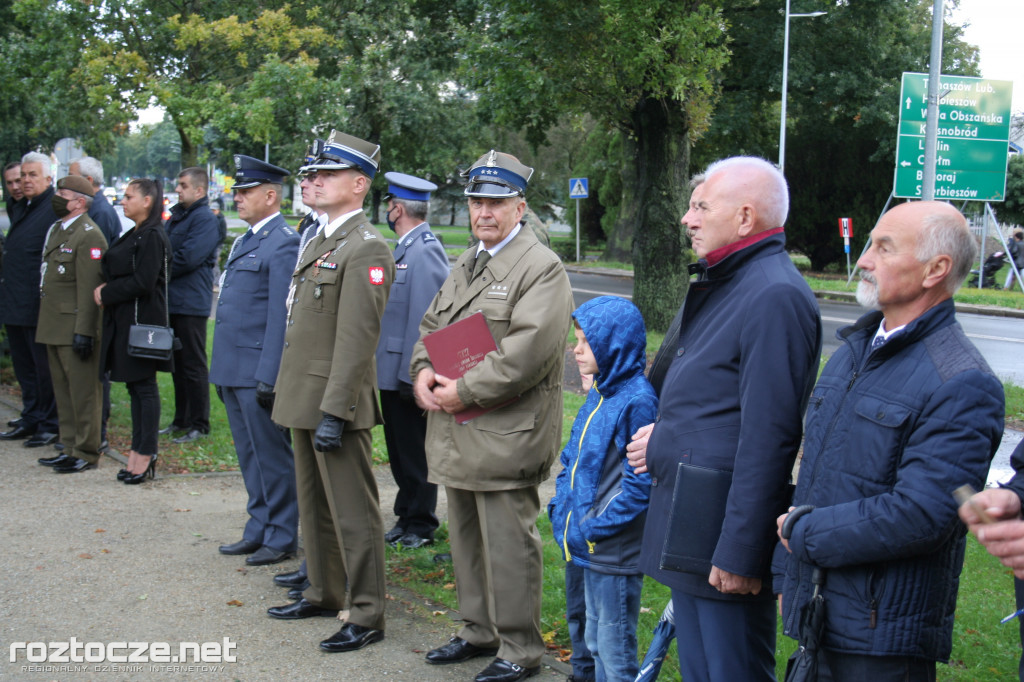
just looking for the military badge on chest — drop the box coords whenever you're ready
[312,250,339,300]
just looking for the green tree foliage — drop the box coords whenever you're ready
[462,0,731,330]
[692,0,979,270]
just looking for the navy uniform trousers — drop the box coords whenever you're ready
[223,386,297,553]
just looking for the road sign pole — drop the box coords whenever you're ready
[978,207,988,289]
[922,0,944,200]
[575,198,581,262]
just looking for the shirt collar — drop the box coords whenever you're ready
[248,211,280,235]
[324,208,365,238]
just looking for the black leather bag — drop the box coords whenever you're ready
[126,251,176,361]
[127,323,175,360]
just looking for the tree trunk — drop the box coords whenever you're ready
[178,127,198,169]
[615,98,693,332]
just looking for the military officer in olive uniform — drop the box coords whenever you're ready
[36,175,107,473]
[268,130,394,655]
[412,151,574,682]
[211,155,300,566]
[376,172,449,549]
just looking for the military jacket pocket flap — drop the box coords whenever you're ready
[394,269,408,284]
[308,358,332,378]
[315,269,340,284]
[472,410,535,435]
[385,336,404,353]
[479,302,513,321]
[55,251,74,262]
[235,258,261,271]
[854,396,912,428]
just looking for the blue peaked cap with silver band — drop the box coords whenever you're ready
[233,154,290,189]
[462,150,533,198]
[303,129,381,179]
[384,172,437,202]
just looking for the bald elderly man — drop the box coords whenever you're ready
[778,201,1004,680]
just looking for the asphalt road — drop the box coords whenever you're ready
[566,269,1024,386]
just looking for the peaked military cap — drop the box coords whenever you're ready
[233,155,290,189]
[57,175,95,197]
[383,172,438,202]
[304,130,381,179]
[298,138,326,175]
[462,150,533,198]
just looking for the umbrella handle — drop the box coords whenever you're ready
[781,505,815,540]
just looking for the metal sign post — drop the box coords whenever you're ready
[569,177,589,262]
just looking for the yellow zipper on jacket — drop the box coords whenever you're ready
[563,387,603,562]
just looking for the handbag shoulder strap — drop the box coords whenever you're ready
[131,237,171,327]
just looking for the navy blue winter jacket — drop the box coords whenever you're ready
[641,229,822,600]
[778,300,1004,662]
[548,296,657,575]
[164,196,220,317]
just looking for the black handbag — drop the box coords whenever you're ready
[126,252,176,361]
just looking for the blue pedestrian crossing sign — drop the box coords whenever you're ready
[569,177,589,199]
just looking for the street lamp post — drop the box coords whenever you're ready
[779,0,826,173]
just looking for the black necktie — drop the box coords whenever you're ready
[240,228,254,246]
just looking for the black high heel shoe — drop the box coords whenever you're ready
[116,468,129,481]
[123,455,157,485]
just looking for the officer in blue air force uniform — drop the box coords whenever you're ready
[210,155,300,567]
[376,172,450,549]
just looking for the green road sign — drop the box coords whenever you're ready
[893,72,1013,201]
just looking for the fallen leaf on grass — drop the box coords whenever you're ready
[639,606,651,614]
[432,610,447,616]
[95,529,105,533]
[78,553,93,559]
[541,630,558,645]
[100,549,110,554]
[226,600,243,607]
[443,582,455,590]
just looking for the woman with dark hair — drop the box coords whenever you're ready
[93,178,173,484]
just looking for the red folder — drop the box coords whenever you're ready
[422,311,516,424]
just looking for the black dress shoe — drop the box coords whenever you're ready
[53,457,96,474]
[474,658,540,682]
[397,532,434,549]
[246,546,293,566]
[24,432,59,448]
[218,539,262,556]
[287,587,305,600]
[273,569,308,588]
[158,424,186,436]
[384,525,406,546]
[426,637,500,665]
[172,429,205,444]
[266,598,338,620]
[0,425,35,441]
[38,453,74,467]
[319,623,384,653]
[7,418,23,428]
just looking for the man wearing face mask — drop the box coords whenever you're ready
[35,175,107,473]
[376,172,449,549]
[0,152,61,447]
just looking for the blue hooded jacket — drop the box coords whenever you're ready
[548,296,657,575]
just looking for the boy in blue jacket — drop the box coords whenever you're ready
[548,296,657,682]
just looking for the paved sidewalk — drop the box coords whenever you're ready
[0,400,568,681]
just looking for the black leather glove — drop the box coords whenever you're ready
[72,334,93,361]
[313,413,344,452]
[215,384,224,403]
[256,381,275,409]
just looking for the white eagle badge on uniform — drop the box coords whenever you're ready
[90,248,102,260]
[368,266,385,286]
